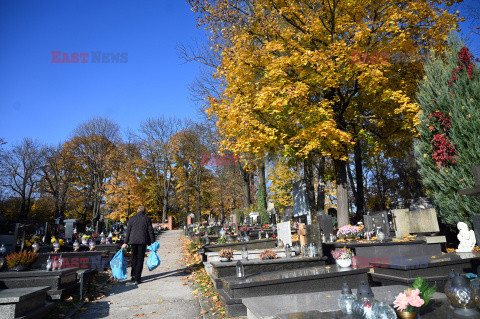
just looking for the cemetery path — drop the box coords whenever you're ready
[74,230,201,319]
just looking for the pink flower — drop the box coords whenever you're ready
[408,288,421,298]
[394,292,409,311]
[408,295,424,308]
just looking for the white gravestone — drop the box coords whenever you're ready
[64,219,76,243]
[277,221,292,247]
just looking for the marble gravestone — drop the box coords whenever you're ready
[277,221,292,247]
[363,211,391,236]
[293,180,311,224]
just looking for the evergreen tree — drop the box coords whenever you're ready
[416,35,480,227]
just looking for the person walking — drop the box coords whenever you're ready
[121,206,155,285]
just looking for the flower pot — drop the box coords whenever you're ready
[219,257,231,262]
[336,258,352,268]
[395,310,418,319]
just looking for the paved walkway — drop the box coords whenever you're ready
[75,230,200,319]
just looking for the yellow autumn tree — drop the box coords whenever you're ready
[104,142,147,221]
[268,157,299,208]
[191,0,459,226]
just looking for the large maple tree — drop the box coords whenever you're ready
[191,0,459,226]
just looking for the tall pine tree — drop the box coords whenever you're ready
[416,35,480,227]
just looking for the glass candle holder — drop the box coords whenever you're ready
[338,283,355,314]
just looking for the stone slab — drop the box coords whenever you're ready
[205,248,290,262]
[220,265,369,317]
[0,268,78,301]
[243,285,447,319]
[210,256,326,289]
[370,252,480,291]
[0,286,51,319]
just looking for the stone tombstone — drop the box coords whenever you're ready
[391,208,440,238]
[245,216,252,226]
[317,211,334,237]
[64,219,76,243]
[277,221,292,246]
[267,199,276,215]
[305,223,324,256]
[364,211,391,236]
[293,180,311,224]
[282,207,294,222]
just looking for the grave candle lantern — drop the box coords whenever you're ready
[32,241,39,253]
[284,244,292,258]
[352,281,376,319]
[73,240,80,252]
[338,283,355,314]
[241,246,248,260]
[445,275,477,316]
[89,240,96,251]
[53,241,60,252]
[236,260,245,278]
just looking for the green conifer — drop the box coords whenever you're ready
[416,35,480,227]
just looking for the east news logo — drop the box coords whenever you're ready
[51,51,128,63]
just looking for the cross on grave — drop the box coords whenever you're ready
[459,164,480,201]
[459,164,480,246]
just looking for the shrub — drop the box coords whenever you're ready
[6,251,39,269]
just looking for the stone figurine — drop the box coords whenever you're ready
[456,222,476,253]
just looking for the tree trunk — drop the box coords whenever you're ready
[240,165,252,208]
[334,158,349,227]
[303,157,316,213]
[256,160,268,223]
[354,141,365,218]
[162,170,169,223]
[316,157,326,212]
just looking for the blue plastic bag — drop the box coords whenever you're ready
[146,242,161,271]
[110,249,128,279]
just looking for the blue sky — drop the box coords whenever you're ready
[0,1,479,146]
[0,1,207,145]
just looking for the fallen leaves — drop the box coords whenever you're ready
[200,310,208,315]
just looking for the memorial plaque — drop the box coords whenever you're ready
[391,208,440,238]
[364,211,391,236]
[277,221,292,246]
[64,219,76,242]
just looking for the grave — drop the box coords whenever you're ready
[218,265,369,317]
[276,222,292,247]
[322,238,443,265]
[64,219,76,243]
[363,211,392,237]
[0,286,54,319]
[305,223,324,256]
[209,256,327,289]
[317,211,334,238]
[293,181,311,224]
[369,251,480,291]
[0,268,78,300]
[204,248,290,263]
[200,239,276,261]
[243,285,447,319]
[391,208,442,238]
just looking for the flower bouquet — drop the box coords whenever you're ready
[336,225,361,240]
[331,247,353,268]
[393,277,435,318]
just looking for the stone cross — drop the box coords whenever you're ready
[459,164,480,201]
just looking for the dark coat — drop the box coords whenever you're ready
[125,212,155,245]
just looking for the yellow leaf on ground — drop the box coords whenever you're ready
[200,310,208,315]
[192,290,198,295]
